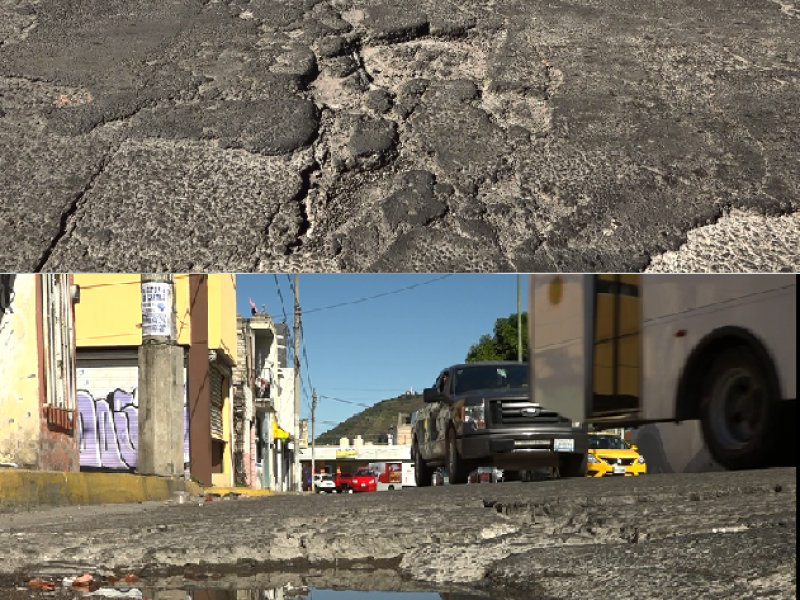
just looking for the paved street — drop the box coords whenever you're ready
[0,468,795,599]
[1,0,799,272]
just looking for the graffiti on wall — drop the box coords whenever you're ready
[77,387,189,470]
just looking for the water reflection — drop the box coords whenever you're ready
[87,587,495,600]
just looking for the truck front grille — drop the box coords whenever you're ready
[489,400,564,426]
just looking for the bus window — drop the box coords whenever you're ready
[591,275,641,417]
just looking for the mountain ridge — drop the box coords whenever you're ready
[316,393,425,445]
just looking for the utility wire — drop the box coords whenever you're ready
[319,394,372,408]
[322,387,410,392]
[273,274,289,324]
[301,275,453,315]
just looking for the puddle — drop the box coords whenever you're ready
[11,588,502,600]
[9,569,517,600]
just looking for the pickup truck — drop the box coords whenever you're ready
[334,472,354,493]
[411,361,588,485]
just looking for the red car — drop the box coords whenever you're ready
[350,468,377,492]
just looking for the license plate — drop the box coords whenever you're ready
[361,483,366,486]
[554,439,574,452]
[613,465,626,475]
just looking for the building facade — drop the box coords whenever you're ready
[72,274,238,487]
[232,313,301,491]
[0,275,80,471]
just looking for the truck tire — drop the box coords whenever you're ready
[413,437,433,487]
[559,452,587,478]
[700,346,776,470]
[446,428,473,484]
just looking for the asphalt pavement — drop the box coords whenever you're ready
[1,0,798,272]
[0,468,795,599]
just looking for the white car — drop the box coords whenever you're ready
[313,473,337,493]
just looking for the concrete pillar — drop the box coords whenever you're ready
[138,275,184,477]
[138,344,185,476]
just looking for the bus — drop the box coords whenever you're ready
[528,274,796,472]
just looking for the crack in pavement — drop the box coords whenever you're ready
[34,147,119,272]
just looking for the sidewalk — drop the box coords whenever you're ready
[0,469,202,510]
[0,469,288,510]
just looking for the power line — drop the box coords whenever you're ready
[322,387,410,392]
[318,394,372,408]
[301,275,453,315]
[273,274,289,324]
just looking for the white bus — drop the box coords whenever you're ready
[529,274,796,471]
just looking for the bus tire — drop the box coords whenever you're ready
[559,452,588,478]
[700,346,776,470]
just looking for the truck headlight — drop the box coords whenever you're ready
[463,403,485,429]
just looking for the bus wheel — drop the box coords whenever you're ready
[701,347,775,470]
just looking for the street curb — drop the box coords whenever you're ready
[203,486,275,497]
[0,470,202,509]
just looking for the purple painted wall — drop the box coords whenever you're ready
[77,387,189,471]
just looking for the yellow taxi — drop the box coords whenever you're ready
[586,432,647,477]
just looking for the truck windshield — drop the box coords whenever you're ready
[453,364,529,394]
[589,436,631,450]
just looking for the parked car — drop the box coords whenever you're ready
[350,468,377,492]
[412,362,588,485]
[586,432,647,477]
[313,473,337,493]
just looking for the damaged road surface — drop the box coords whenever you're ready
[0,469,796,600]
[1,0,799,272]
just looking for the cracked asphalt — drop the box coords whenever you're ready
[0,468,796,599]
[1,0,799,272]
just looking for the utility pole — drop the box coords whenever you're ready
[517,274,523,362]
[311,388,317,492]
[138,274,185,477]
[293,274,302,492]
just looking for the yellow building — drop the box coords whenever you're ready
[72,275,238,487]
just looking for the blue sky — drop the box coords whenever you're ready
[235,275,529,435]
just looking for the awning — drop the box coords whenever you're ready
[272,421,290,440]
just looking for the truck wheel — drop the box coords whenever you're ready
[700,346,776,470]
[559,453,587,478]
[446,428,472,484]
[413,437,433,487]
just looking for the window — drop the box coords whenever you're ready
[589,435,631,450]
[452,364,529,395]
[592,275,641,415]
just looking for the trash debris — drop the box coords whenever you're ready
[28,578,56,590]
[73,574,94,587]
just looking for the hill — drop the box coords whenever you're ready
[316,393,425,445]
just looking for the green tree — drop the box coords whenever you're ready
[465,312,529,362]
